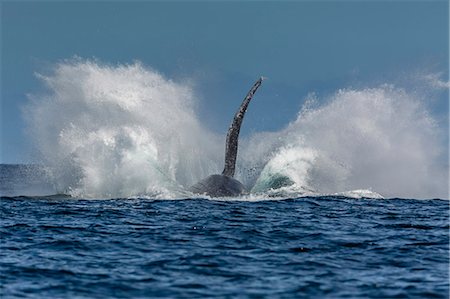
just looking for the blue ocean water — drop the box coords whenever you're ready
[3,58,449,298]
[1,166,449,298]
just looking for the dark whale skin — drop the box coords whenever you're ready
[189,174,246,197]
[189,77,263,197]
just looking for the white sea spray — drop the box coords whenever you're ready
[24,59,448,199]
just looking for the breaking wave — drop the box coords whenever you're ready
[24,59,448,199]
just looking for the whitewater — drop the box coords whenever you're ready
[21,59,448,199]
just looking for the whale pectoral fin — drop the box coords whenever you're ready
[222,77,264,177]
[190,77,264,197]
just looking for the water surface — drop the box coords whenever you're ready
[1,196,448,298]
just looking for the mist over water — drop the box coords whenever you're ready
[24,60,448,199]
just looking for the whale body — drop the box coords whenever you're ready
[189,77,264,197]
[190,174,246,197]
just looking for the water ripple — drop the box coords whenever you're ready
[1,196,448,298]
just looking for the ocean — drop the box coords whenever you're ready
[1,165,449,298]
[2,60,449,298]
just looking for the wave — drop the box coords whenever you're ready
[23,59,448,199]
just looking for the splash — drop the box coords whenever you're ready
[242,86,447,199]
[25,59,222,198]
[24,59,448,199]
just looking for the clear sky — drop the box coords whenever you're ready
[1,0,448,163]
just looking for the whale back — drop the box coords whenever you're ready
[189,174,246,197]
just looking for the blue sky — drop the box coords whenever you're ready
[1,1,448,163]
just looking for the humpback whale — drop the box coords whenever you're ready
[189,77,264,197]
